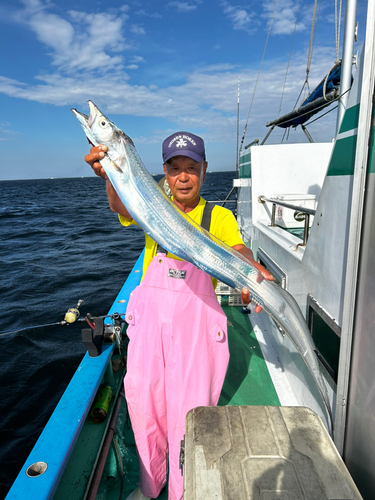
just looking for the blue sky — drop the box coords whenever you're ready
[0,0,367,179]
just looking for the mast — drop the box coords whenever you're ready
[336,0,358,133]
[236,79,240,179]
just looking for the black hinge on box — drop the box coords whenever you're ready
[179,436,185,475]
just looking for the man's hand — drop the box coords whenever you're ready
[85,145,108,180]
[231,244,273,313]
[241,288,263,313]
[84,144,132,219]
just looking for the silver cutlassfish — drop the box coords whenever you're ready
[72,101,333,430]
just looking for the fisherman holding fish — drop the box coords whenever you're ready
[85,132,273,500]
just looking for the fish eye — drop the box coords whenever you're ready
[99,118,108,128]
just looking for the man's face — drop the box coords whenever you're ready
[163,156,207,206]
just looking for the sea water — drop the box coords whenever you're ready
[0,172,236,497]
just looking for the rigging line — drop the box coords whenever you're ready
[293,0,322,112]
[281,128,288,143]
[239,0,279,154]
[310,0,322,73]
[294,0,324,111]
[306,0,320,79]
[304,104,338,126]
[279,0,302,117]
[294,0,322,111]
[335,0,343,61]
[293,80,308,110]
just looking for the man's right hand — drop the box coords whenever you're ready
[84,144,132,219]
[85,145,108,180]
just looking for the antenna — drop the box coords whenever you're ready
[236,78,240,179]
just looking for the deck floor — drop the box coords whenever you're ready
[219,306,280,407]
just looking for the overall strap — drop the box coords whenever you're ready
[200,202,214,232]
[156,201,215,254]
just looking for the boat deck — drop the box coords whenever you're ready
[219,306,280,407]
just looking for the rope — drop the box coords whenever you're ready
[323,60,341,100]
[279,0,302,117]
[294,0,321,111]
[239,0,279,154]
[306,0,320,79]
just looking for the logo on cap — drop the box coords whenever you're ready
[168,134,197,149]
[176,138,187,148]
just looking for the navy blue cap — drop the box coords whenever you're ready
[162,131,206,163]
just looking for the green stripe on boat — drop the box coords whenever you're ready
[339,103,360,134]
[327,135,357,176]
[368,127,375,174]
[240,152,251,164]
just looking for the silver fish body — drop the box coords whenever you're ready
[72,101,333,430]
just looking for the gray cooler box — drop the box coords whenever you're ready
[183,406,362,500]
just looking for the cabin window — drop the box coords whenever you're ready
[307,294,341,383]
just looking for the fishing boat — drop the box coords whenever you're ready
[5,0,374,498]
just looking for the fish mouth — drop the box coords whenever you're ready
[71,108,90,127]
[71,100,100,128]
[71,100,105,147]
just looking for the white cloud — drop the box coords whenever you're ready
[0,45,339,145]
[261,0,306,36]
[221,1,257,34]
[167,2,197,13]
[222,0,306,37]
[130,23,145,35]
[0,122,18,141]
[10,1,130,74]
[131,56,145,63]
[30,12,74,51]
[135,9,162,18]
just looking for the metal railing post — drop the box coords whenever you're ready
[303,214,310,245]
[271,203,276,226]
[258,195,316,246]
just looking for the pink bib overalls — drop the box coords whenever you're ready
[124,254,229,499]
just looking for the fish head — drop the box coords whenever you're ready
[71,101,133,152]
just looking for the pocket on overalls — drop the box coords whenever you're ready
[125,308,140,340]
[209,324,226,343]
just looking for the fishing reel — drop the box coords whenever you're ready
[82,312,126,357]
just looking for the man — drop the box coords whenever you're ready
[85,131,272,500]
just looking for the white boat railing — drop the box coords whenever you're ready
[258,195,316,245]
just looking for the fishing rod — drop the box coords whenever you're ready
[0,300,125,338]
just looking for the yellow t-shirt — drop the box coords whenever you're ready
[118,197,244,288]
